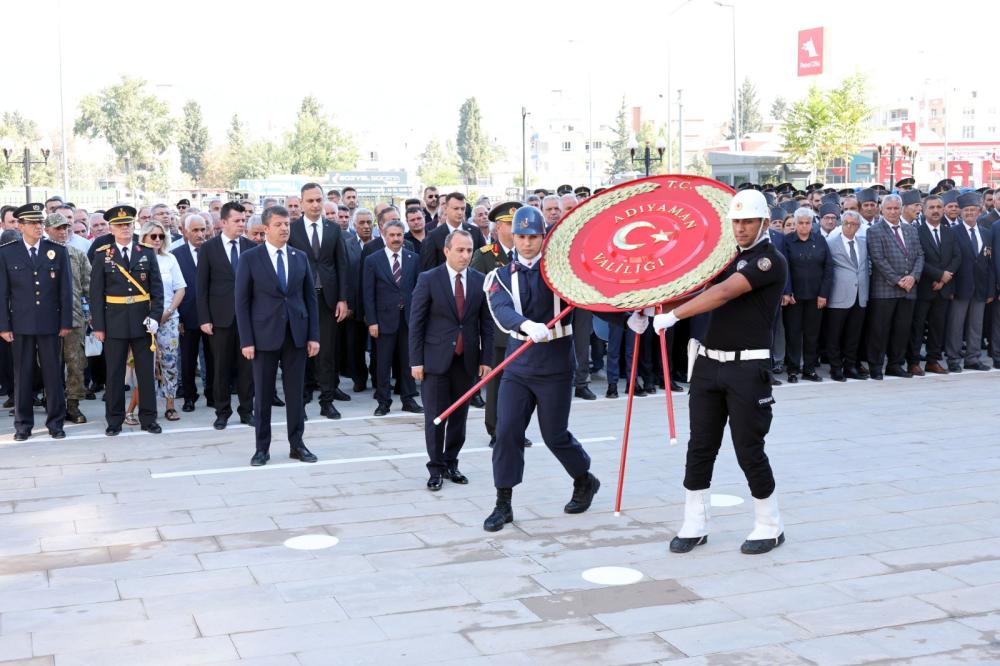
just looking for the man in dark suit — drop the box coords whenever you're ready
[866,194,924,379]
[196,201,255,429]
[419,192,485,270]
[172,213,214,411]
[410,229,493,490]
[363,220,422,416]
[288,183,349,419]
[907,195,961,375]
[946,192,996,372]
[236,206,320,466]
[0,204,73,440]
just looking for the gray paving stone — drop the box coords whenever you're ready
[464,617,616,655]
[717,582,856,616]
[0,634,32,661]
[663,644,812,666]
[1,599,146,634]
[373,600,540,639]
[859,619,988,659]
[594,599,742,636]
[195,598,347,635]
[784,634,893,665]
[938,558,1000,585]
[47,554,203,585]
[657,616,810,656]
[828,569,969,601]
[917,581,1000,614]
[786,596,948,635]
[297,632,481,666]
[228,618,387,658]
[38,527,160,552]
[52,636,238,666]
[0,581,120,614]
[31,615,200,656]
[116,567,255,599]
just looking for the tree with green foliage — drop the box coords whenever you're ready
[606,96,633,180]
[285,96,357,175]
[726,78,763,140]
[771,96,788,122]
[0,111,57,190]
[178,100,209,185]
[418,139,461,186]
[456,97,498,185]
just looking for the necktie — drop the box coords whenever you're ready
[392,253,401,284]
[933,227,940,248]
[892,225,907,255]
[276,249,286,292]
[454,272,465,356]
[29,246,37,267]
[121,246,129,264]
[230,240,239,271]
[311,223,321,258]
[969,227,978,254]
[848,240,858,268]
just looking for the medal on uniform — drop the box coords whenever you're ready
[50,271,55,279]
[46,249,55,260]
[140,272,146,281]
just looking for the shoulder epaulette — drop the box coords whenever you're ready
[139,242,156,249]
[479,245,493,254]
[0,239,17,247]
[94,243,111,252]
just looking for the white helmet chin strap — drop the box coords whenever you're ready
[753,218,768,244]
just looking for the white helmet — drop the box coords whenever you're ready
[727,189,770,220]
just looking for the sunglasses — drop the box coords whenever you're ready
[147,233,165,240]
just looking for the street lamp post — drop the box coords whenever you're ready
[715,1,739,152]
[629,136,667,178]
[521,106,529,201]
[1,137,52,202]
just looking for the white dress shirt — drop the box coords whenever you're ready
[840,233,861,260]
[264,241,288,277]
[23,239,41,257]
[117,242,132,258]
[445,264,468,296]
[304,215,324,246]
[887,222,906,250]
[188,242,199,267]
[384,245,404,268]
[223,234,241,265]
[962,223,982,252]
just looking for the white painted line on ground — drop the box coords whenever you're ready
[284,534,339,550]
[149,436,616,479]
[710,494,745,507]
[581,566,644,586]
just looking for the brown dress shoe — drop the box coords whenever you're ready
[924,362,949,375]
[908,364,925,377]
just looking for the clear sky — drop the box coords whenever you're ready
[3,0,991,158]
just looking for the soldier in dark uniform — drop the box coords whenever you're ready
[482,206,600,532]
[649,189,789,555]
[470,201,531,449]
[89,206,164,436]
[0,203,73,440]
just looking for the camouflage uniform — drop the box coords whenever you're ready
[64,243,91,422]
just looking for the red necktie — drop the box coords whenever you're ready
[892,225,907,255]
[454,272,464,355]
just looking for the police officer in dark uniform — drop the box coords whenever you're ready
[470,201,531,449]
[649,189,789,555]
[90,206,164,436]
[0,203,73,440]
[483,206,599,532]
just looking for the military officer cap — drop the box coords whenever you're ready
[488,201,523,224]
[512,206,546,235]
[975,186,990,194]
[872,184,889,195]
[957,192,981,209]
[769,206,786,222]
[856,188,878,204]
[533,188,549,197]
[775,182,794,194]
[574,186,591,198]
[592,187,607,195]
[104,205,137,225]
[821,192,840,206]
[805,182,824,193]
[940,190,960,206]
[781,199,799,215]
[762,184,775,193]
[819,203,841,217]
[176,198,191,207]
[13,203,45,223]
[556,184,573,196]
[44,212,70,228]
[894,177,916,190]
[900,190,922,206]
[934,178,956,192]
[737,182,761,191]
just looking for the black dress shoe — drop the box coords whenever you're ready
[629,384,647,397]
[427,474,443,491]
[3,396,15,408]
[642,383,657,395]
[964,362,991,371]
[447,468,468,484]
[741,532,785,555]
[994,359,1000,370]
[670,381,684,392]
[801,371,822,382]
[605,385,619,399]
[574,386,597,400]
[250,451,269,466]
[333,388,351,401]
[13,431,30,442]
[141,422,162,434]
[32,395,44,407]
[303,391,313,404]
[289,447,318,463]
[844,368,866,380]
[483,502,513,532]
[181,401,196,413]
[470,393,486,408]
[213,416,227,430]
[885,367,912,378]
[272,395,285,407]
[85,391,96,400]
[49,429,66,439]
[523,437,533,448]
[787,373,799,383]
[488,434,496,448]
[947,362,963,373]
[856,366,870,378]
[564,472,600,514]
[319,403,342,420]
[830,369,846,382]
[373,404,390,417]
[870,371,884,380]
[402,401,423,414]
[206,399,216,408]
[105,427,120,437]
[669,535,708,554]
[352,381,366,392]
[771,364,785,374]
[239,414,256,426]
[770,376,783,386]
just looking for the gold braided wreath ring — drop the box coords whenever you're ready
[541,175,738,312]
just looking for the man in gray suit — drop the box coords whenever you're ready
[866,194,924,380]
[824,211,869,381]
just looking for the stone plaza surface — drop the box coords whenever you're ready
[1,368,999,665]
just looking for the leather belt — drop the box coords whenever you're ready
[697,345,769,362]
[105,295,150,305]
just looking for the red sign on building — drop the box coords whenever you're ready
[878,157,913,184]
[947,161,972,187]
[901,122,916,141]
[797,28,824,77]
[983,160,998,186]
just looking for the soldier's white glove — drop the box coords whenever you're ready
[652,311,679,334]
[626,311,649,334]
[144,317,159,334]
[520,320,552,343]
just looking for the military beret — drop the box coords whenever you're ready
[488,201,523,224]
[13,203,45,222]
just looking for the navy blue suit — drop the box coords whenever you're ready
[409,264,493,474]
[235,243,319,453]
[172,243,213,405]
[946,223,995,367]
[363,247,420,408]
[0,238,72,434]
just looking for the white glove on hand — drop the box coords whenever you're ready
[626,311,649,334]
[652,311,679,334]
[144,317,159,334]
[520,320,552,343]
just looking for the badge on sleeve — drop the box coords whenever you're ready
[46,249,55,260]
[757,257,772,272]
[737,259,748,270]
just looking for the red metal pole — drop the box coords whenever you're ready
[657,306,679,446]
[433,304,575,425]
[613,329,643,516]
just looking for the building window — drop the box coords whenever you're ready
[368,151,378,161]
[567,125,575,132]
[988,126,997,134]
[963,107,975,117]
[593,141,602,150]
[962,125,975,139]
[561,141,572,152]
[889,108,908,121]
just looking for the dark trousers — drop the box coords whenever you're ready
[573,309,593,387]
[783,298,823,372]
[340,317,368,386]
[866,297,916,371]
[0,336,12,396]
[605,321,635,386]
[484,344,507,436]
[824,300,866,371]
[374,320,417,407]
[421,354,475,473]
[252,333,306,453]
[908,297,949,365]
[104,336,156,428]
[88,353,106,389]
[180,327,214,403]
[493,370,590,488]
[685,356,775,499]
[209,325,253,420]
[312,291,340,404]
[12,334,64,433]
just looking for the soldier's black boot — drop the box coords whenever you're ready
[483,488,513,532]
[66,399,87,424]
[564,472,601,514]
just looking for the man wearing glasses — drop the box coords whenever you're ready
[422,186,440,231]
